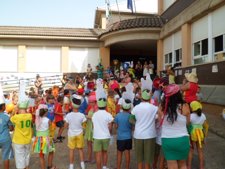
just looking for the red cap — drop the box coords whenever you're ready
[77,88,84,95]
[153,77,161,89]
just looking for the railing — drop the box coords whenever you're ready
[0,74,63,92]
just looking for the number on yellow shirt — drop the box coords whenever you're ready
[20,120,31,128]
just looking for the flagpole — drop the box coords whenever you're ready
[133,0,137,18]
[115,0,121,22]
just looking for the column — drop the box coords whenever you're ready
[61,46,69,72]
[100,47,110,69]
[157,39,164,75]
[18,45,26,72]
[158,0,164,15]
[181,23,192,67]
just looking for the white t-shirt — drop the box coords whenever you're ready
[92,110,114,139]
[36,116,49,132]
[190,113,206,125]
[65,112,87,137]
[162,111,189,138]
[132,102,158,139]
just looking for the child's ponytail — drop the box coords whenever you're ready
[196,108,202,116]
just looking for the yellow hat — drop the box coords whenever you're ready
[190,101,202,111]
[6,103,15,113]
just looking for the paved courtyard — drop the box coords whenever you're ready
[0,131,225,169]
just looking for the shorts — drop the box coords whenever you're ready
[13,143,31,169]
[68,133,84,149]
[162,136,190,160]
[134,138,156,164]
[117,139,132,152]
[0,140,14,161]
[56,120,64,128]
[93,139,110,152]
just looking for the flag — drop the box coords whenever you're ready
[127,0,133,13]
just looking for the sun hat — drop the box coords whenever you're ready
[141,89,151,101]
[185,72,198,83]
[97,98,107,108]
[6,103,14,113]
[122,99,132,110]
[190,101,202,112]
[88,95,96,103]
[37,104,48,110]
[71,94,82,108]
[164,84,180,97]
[18,80,29,109]
[122,82,134,110]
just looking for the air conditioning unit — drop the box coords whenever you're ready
[215,52,225,61]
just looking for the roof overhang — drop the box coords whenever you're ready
[0,35,99,41]
[100,27,161,47]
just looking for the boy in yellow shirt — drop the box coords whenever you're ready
[11,81,33,169]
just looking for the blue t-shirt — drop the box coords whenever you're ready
[114,112,132,140]
[47,104,55,122]
[0,112,13,143]
[79,98,88,114]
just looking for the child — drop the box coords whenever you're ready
[63,89,71,114]
[64,94,87,169]
[0,91,14,169]
[55,96,65,142]
[114,99,132,169]
[84,94,98,163]
[188,101,209,169]
[46,95,56,142]
[106,89,116,117]
[92,97,113,169]
[33,104,56,169]
[11,96,33,169]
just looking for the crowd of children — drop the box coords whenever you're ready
[0,70,209,169]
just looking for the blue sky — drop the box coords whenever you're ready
[0,0,125,28]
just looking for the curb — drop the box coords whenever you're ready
[209,128,225,139]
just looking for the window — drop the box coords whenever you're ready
[164,52,172,67]
[174,48,182,67]
[194,42,201,56]
[193,38,208,64]
[214,35,223,52]
[214,34,225,61]
[201,39,208,55]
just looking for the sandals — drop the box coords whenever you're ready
[47,166,57,169]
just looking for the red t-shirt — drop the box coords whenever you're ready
[184,82,198,103]
[54,103,64,122]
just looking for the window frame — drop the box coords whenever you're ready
[193,38,209,65]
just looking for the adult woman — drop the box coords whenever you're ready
[180,72,199,103]
[159,84,190,169]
